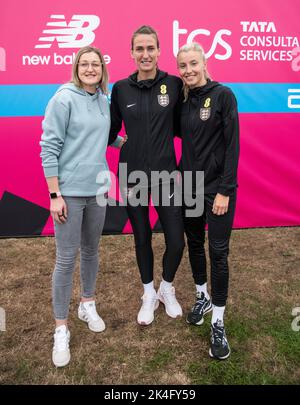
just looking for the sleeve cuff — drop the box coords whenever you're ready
[217,185,235,196]
[110,135,123,148]
[43,166,58,178]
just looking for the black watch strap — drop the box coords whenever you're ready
[49,191,62,199]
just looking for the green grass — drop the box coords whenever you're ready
[143,349,174,372]
[187,312,300,385]
[0,228,299,384]
[15,360,32,382]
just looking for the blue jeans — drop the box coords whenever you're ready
[52,196,106,319]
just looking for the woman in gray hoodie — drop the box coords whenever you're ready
[40,46,124,367]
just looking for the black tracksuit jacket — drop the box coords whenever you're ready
[180,80,240,196]
[109,70,182,178]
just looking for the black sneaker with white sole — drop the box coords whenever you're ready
[186,292,212,325]
[209,320,231,360]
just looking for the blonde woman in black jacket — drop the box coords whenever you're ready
[177,42,239,360]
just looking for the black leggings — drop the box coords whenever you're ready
[126,188,185,284]
[183,192,236,307]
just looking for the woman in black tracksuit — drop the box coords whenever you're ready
[109,25,185,326]
[177,42,239,360]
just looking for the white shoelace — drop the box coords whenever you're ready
[54,331,69,352]
[142,295,157,310]
[161,287,177,304]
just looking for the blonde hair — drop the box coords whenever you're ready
[71,46,109,94]
[177,42,211,102]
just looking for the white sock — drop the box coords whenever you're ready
[143,281,156,295]
[160,279,173,291]
[196,283,210,299]
[82,300,94,307]
[211,305,225,325]
[55,324,68,333]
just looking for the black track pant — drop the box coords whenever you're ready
[125,187,185,284]
[183,192,236,307]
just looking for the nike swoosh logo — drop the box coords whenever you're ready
[168,193,174,199]
[126,103,136,108]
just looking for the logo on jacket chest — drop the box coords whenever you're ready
[199,97,211,121]
[157,84,169,107]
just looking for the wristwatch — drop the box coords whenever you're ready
[49,191,62,199]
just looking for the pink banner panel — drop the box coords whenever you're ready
[1,0,299,84]
[1,113,300,234]
[235,113,300,227]
[1,0,300,235]
[0,117,48,208]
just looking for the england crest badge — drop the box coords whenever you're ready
[157,94,169,107]
[199,108,211,121]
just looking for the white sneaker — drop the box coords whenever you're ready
[157,286,183,318]
[52,325,70,367]
[78,301,106,332]
[137,293,159,326]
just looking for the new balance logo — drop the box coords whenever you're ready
[35,15,100,49]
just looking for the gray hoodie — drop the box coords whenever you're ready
[40,83,116,196]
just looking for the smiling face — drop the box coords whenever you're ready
[77,51,102,92]
[177,49,207,89]
[131,34,160,80]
